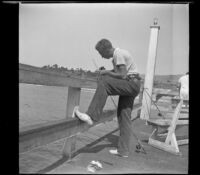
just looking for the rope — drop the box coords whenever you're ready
[143,87,165,119]
[143,89,152,120]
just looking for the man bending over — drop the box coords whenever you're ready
[73,39,141,157]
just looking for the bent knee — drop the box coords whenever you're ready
[98,75,110,86]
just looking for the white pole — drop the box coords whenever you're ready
[140,18,160,121]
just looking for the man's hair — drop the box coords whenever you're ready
[95,39,113,52]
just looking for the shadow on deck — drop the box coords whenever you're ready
[37,128,119,173]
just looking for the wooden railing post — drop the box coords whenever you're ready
[62,87,81,158]
[66,87,81,118]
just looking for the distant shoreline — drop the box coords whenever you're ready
[19,63,182,90]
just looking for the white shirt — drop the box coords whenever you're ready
[178,74,189,100]
[112,48,138,75]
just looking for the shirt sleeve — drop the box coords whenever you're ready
[114,51,126,66]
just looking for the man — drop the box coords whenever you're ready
[178,72,189,100]
[73,39,141,157]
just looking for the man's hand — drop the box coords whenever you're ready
[99,66,106,70]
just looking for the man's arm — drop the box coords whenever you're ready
[100,64,127,79]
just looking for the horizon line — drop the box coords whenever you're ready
[19,62,184,76]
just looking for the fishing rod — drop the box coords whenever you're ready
[92,58,118,108]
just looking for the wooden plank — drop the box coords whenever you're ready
[19,63,97,88]
[156,93,177,102]
[166,100,183,144]
[177,120,188,125]
[177,139,188,145]
[179,114,188,119]
[62,135,77,158]
[171,98,189,103]
[66,87,81,118]
[149,138,181,155]
[19,104,142,153]
[171,98,189,110]
[165,111,188,119]
[147,119,188,127]
[19,109,116,153]
[140,24,160,120]
[147,119,171,126]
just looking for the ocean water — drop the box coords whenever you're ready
[19,83,175,128]
[19,83,122,128]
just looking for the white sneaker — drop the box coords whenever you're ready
[109,149,128,157]
[74,108,93,125]
[72,106,79,118]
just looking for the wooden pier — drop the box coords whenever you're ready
[19,64,188,173]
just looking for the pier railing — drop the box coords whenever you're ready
[19,63,142,158]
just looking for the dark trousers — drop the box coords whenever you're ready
[86,75,141,155]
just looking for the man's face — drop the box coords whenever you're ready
[98,49,111,59]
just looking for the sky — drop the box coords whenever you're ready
[19,3,189,75]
